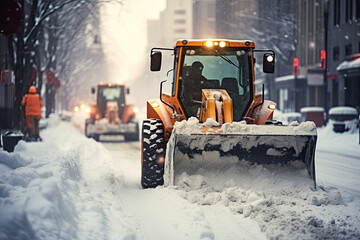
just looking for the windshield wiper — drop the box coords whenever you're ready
[214,50,240,70]
[214,50,244,88]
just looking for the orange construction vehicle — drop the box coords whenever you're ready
[141,39,317,188]
[85,83,139,141]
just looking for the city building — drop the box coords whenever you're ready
[148,0,193,46]
[193,0,216,38]
[294,0,326,110]
[328,0,360,110]
[216,0,297,110]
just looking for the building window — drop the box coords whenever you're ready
[174,19,186,24]
[346,0,353,22]
[174,9,186,15]
[333,46,340,61]
[345,44,352,56]
[174,29,186,34]
[207,3,216,18]
[334,0,340,26]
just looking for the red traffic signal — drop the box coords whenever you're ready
[321,50,326,70]
[293,57,299,68]
[293,57,299,76]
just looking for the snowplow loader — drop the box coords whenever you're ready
[141,39,317,189]
[85,83,139,142]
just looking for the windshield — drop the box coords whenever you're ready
[178,47,253,121]
[98,86,125,117]
[100,87,122,100]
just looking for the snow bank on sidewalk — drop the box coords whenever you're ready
[0,115,126,240]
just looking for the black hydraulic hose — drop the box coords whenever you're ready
[253,84,265,111]
[159,69,175,114]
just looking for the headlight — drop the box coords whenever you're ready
[205,40,213,47]
[85,107,91,113]
[133,107,139,113]
[268,104,276,110]
[74,106,80,112]
[151,102,159,108]
[266,55,274,63]
[219,41,226,47]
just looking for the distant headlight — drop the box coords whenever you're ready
[74,106,80,112]
[133,107,139,113]
[85,107,91,113]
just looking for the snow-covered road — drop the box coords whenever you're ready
[103,140,266,240]
[316,150,360,197]
[1,115,360,240]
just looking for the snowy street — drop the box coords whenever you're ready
[1,0,360,239]
[1,115,360,240]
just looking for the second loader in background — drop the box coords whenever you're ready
[141,39,317,189]
[85,83,139,142]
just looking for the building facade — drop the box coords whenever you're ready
[294,0,326,109]
[155,0,193,46]
[327,0,360,110]
[193,0,216,38]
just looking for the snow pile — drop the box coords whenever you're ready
[337,54,360,71]
[173,117,317,135]
[328,106,358,115]
[172,162,360,240]
[166,117,360,239]
[71,110,88,131]
[0,115,129,240]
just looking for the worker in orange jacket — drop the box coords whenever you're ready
[21,86,42,141]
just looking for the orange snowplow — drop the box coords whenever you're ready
[141,39,317,189]
[85,83,139,141]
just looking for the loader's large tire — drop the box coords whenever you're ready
[141,119,164,188]
[85,119,100,141]
[93,134,100,141]
[84,119,91,138]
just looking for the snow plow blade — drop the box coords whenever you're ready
[164,120,317,188]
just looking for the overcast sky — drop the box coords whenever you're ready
[100,0,166,84]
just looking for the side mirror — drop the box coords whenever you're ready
[150,51,162,71]
[263,53,275,73]
[91,87,95,94]
[126,88,130,94]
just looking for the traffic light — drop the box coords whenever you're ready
[321,50,326,70]
[293,57,299,77]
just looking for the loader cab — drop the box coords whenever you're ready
[97,84,126,119]
[177,46,254,121]
[150,40,275,122]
